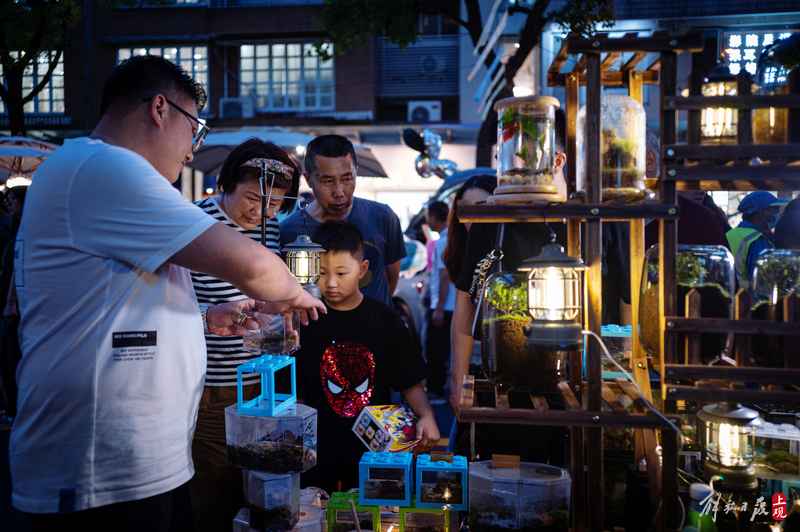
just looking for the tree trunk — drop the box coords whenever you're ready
[4,69,26,136]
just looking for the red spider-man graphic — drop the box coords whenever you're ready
[320,341,375,417]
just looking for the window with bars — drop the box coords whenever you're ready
[0,51,65,114]
[722,30,795,78]
[239,42,334,112]
[117,46,209,107]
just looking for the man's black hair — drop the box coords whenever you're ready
[427,200,449,224]
[313,221,364,260]
[217,138,300,213]
[304,135,358,178]
[100,55,207,116]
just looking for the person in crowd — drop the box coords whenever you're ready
[775,197,800,250]
[726,191,785,289]
[645,191,730,249]
[295,222,439,493]
[9,55,324,531]
[189,139,301,532]
[280,135,406,305]
[0,185,27,421]
[424,200,454,398]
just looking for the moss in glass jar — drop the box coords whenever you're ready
[481,279,562,393]
[601,129,645,201]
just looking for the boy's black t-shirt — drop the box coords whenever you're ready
[296,296,426,492]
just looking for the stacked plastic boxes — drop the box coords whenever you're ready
[234,488,326,532]
[326,492,381,532]
[226,355,318,531]
[416,454,468,511]
[359,451,413,507]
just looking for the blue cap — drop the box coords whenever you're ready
[737,191,786,215]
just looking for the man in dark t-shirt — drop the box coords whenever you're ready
[296,222,439,493]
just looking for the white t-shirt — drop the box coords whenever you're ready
[429,229,456,312]
[10,137,217,513]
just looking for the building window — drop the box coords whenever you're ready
[239,42,334,112]
[0,51,65,114]
[722,30,795,77]
[117,46,208,104]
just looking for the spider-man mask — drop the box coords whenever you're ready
[320,341,376,417]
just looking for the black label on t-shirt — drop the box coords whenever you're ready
[112,331,157,348]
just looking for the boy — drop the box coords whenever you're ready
[297,222,440,492]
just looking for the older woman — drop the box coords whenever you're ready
[189,138,300,532]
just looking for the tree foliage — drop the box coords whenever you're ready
[314,0,614,165]
[0,0,81,134]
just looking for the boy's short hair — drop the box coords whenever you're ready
[314,221,364,260]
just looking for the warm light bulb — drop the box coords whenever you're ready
[718,422,741,466]
[291,251,311,281]
[443,487,452,501]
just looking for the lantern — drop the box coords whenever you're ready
[701,61,740,144]
[697,402,761,490]
[281,234,324,296]
[518,241,585,349]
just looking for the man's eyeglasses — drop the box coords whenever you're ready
[141,95,211,152]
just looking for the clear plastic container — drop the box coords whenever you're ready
[480,271,568,395]
[469,461,570,531]
[754,420,800,477]
[577,94,647,202]
[225,403,317,474]
[639,245,734,361]
[242,471,300,530]
[494,96,561,201]
[243,313,299,355]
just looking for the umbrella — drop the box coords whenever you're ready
[0,136,57,177]
[187,127,388,179]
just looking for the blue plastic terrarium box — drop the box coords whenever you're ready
[237,354,296,417]
[415,453,468,511]
[358,451,413,507]
[582,324,632,380]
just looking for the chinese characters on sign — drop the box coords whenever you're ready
[701,492,777,523]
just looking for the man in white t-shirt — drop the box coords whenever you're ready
[10,55,324,531]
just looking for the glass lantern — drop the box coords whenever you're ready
[281,234,324,297]
[701,62,740,144]
[493,95,562,204]
[518,242,585,350]
[697,402,761,490]
[639,245,735,362]
[577,94,647,202]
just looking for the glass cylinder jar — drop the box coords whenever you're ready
[754,39,794,144]
[480,271,567,395]
[577,94,647,202]
[493,96,562,203]
[639,245,735,360]
[750,249,800,367]
[751,249,800,309]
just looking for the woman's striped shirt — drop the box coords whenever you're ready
[191,196,280,387]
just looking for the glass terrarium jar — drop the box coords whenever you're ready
[639,245,735,361]
[493,96,562,204]
[750,249,800,366]
[754,37,795,144]
[480,271,567,396]
[577,94,646,202]
[751,249,800,309]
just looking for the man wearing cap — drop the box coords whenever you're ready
[726,191,785,289]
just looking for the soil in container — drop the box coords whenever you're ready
[250,505,299,532]
[227,433,312,473]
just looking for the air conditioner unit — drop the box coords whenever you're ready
[219,97,255,119]
[407,100,442,123]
